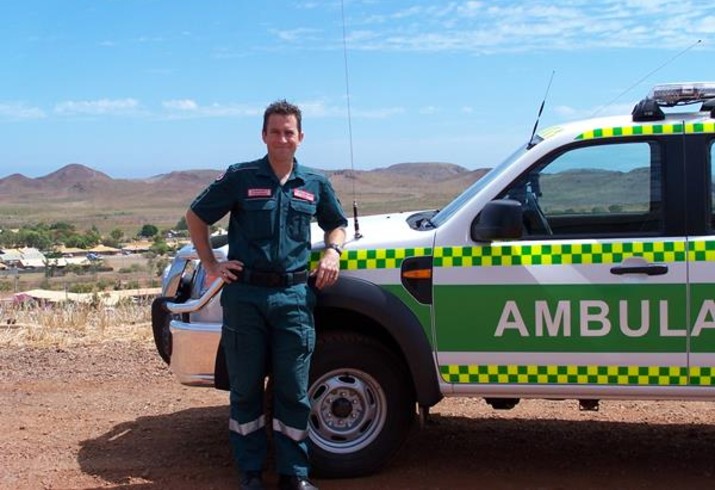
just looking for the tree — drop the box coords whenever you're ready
[102,236,120,248]
[50,221,76,242]
[175,216,188,231]
[150,235,170,256]
[138,224,159,238]
[84,226,101,247]
[103,227,124,248]
[0,229,17,248]
[109,228,124,241]
[17,228,52,250]
[64,234,91,249]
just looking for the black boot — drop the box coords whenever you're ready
[278,474,319,490]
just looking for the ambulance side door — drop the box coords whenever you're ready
[433,137,688,396]
[688,132,715,388]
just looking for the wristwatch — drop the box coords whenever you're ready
[326,243,343,256]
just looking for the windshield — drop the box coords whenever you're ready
[431,143,530,227]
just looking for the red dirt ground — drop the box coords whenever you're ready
[2,342,714,489]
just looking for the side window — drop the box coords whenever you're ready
[502,141,663,238]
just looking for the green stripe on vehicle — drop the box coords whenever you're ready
[310,239,713,271]
[576,121,715,141]
[439,364,715,386]
[310,247,432,270]
[685,121,715,133]
[434,241,687,268]
[689,239,715,261]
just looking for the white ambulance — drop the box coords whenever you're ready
[153,82,715,477]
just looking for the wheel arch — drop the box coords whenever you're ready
[315,276,443,408]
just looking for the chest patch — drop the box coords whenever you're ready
[293,189,315,202]
[247,188,272,198]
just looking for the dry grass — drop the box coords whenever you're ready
[0,299,153,348]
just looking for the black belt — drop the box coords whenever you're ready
[237,269,309,287]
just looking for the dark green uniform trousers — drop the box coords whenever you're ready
[221,281,316,477]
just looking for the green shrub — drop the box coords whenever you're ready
[68,283,94,294]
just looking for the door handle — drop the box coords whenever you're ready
[610,264,668,276]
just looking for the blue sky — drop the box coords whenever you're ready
[1,1,714,179]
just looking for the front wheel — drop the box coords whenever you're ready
[308,332,415,478]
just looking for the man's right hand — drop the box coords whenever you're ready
[205,260,244,284]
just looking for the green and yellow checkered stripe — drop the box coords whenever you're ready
[689,239,715,262]
[690,366,715,386]
[577,123,683,140]
[440,364,715,386]
[685,121,715,134]
[434,241,687,268]
[308,239,715,271]
[576,121,715,141]
[310,247,432,271]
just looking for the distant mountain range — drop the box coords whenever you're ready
[0,162,489,232]
[0,164,219,198]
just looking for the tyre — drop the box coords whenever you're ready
[150,297,173,364]
[308,332,415,478]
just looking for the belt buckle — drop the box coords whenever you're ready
[268,274,283,287]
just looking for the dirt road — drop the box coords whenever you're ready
[2,341,714,489]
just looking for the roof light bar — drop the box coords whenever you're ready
[649,82,715,107]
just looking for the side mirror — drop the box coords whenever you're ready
[471,199,523,242]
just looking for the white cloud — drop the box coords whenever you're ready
[353,106,405,118]
[298,100,343,118]
[54,98,140,116]
[553,101,636,120]
[271,27,322,43]
[0,102,46,120]
[161,99,261,119]
[419,105,439,115]
[163,99,199,111]
[553,104,580,119]
[286,0,715,53]
[291,98,404,119]
[136,36,165,43]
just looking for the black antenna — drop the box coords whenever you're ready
[340,0,362,239]
[527,70,555,149]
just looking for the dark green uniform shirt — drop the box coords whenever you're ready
[190,156,347,273]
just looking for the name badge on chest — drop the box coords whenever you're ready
[293,189,315,202]
[247,188,272,198]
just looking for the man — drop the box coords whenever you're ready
[185,100,347,490]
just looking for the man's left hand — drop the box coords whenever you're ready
[313,248,341,289]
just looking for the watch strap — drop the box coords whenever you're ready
[326,243,343,256]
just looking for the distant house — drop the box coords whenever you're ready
[0,247,47,269]
[57,246,87,257]
[88,244,121,255]
[121,241,153,254]
[0,248,22,266]
[54,246,94,267]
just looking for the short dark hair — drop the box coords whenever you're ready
[263,99,302,133]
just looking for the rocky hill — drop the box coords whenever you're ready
[0,162,489,232]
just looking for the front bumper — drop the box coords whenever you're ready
[164,276,225,387]
[169,319,221,386]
